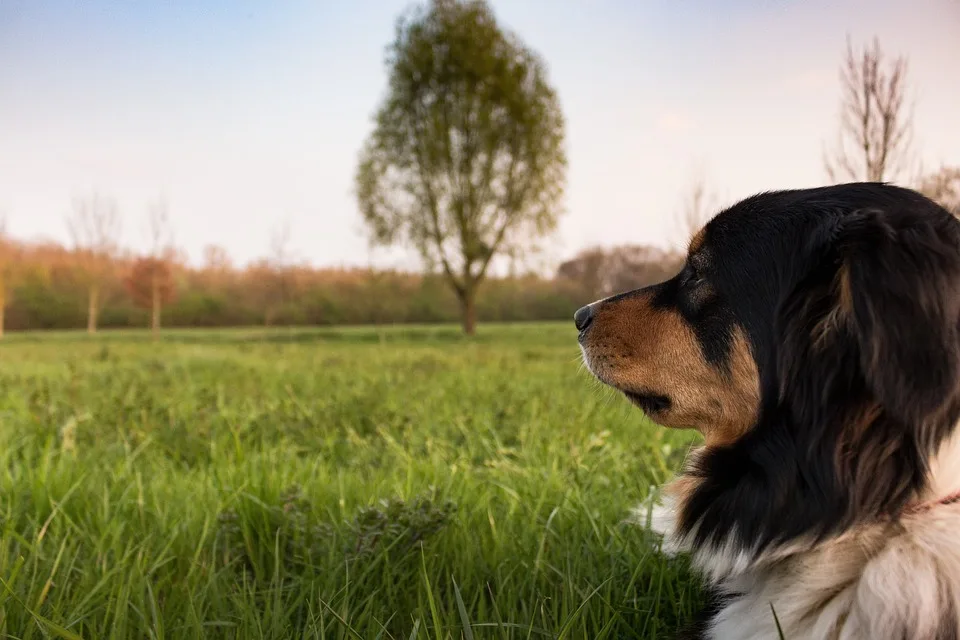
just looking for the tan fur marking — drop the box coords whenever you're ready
[845,404,883,446]
[813,310,842,349]
[837,263,853,316]
[835,403,887,498]
[581,292,760,445]
[689,227,707,254]
[665,470,701,505]
[813,264,854,349]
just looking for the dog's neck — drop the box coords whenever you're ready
[909,428,960,515]
[904,489,960,515]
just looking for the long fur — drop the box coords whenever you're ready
[647,431,960,639]
[579,183,960,639]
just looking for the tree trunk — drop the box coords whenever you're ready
[151,275,161,340]
[87,285,99,334]
[458,289,477,336]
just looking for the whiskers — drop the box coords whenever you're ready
[572,348,632,413]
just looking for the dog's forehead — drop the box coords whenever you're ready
[699,201,823,268]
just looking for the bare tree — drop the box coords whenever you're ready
[144,197,176,339]
[147,197,175,258]
[200,244,234,290]
[918,165,960,216]
[0,213,16,338]
[823,36,915,184]
[67,192,122,334]
[202,244,233,273]
[269,219,293,271]
[557,244,684,300]
[674,171,718,247]
[264,219,296,326]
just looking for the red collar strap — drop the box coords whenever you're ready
[902,490,960,516]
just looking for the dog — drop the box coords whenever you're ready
[575,182,960,639]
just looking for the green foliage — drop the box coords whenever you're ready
[2,272,588,333]
[356,0,567,331]
[0,323,704,638]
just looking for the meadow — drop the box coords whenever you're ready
[0,323,703,639]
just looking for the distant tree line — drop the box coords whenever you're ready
[0,233,689,334]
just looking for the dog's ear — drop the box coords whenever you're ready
[833,206,960,427]
[773,203,960,526]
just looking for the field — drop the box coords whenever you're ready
[0,323,704,639]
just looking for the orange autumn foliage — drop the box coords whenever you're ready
[0,234,644,333]
[124,257,177,310]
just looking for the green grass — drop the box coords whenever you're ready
[0,322,704,639]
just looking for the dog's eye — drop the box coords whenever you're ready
[682,266,704,288]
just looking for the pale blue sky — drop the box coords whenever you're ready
[2,0,958,270]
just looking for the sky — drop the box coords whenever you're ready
[2,0,959,272]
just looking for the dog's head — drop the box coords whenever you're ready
[577,182,960,560]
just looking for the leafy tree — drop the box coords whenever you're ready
[125,256,176,336]
[356,0,566,334]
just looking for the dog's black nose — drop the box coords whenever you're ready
[574,304,594,332]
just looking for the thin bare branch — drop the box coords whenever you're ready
[68,192,122,257]
[824,35,915,184]
[673,169,718,247]
[146,196,175,258]
[918,165,960,216]
[270,219,294,268]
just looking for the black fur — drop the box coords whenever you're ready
[579,182,960,637]
[668,184,960,560]
[674,586,731,639]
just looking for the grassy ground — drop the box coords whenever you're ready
[0,323,704,639]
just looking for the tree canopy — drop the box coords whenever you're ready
[355,0,566,334]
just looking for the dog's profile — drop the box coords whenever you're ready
[575,182,960,639]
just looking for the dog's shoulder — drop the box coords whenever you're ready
[704,508,960,639]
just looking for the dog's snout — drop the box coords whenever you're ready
[574,304,595,332]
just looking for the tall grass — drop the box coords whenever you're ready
[0,323,703,638]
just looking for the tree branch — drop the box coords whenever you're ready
[411,95,465,294]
